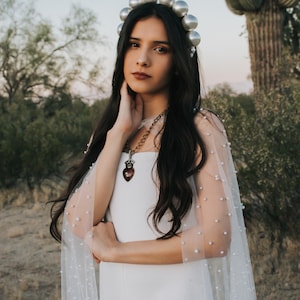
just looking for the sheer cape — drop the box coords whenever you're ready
[61,110,256,299]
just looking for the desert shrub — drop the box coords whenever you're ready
[0,96,107,187]
[204,84,300,239]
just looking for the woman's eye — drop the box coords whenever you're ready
[155,47,169,54]
[129,42,139,48]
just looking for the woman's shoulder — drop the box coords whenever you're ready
[194,109,226,135]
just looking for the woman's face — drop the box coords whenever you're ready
[123,17,173,97]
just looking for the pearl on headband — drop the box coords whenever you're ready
[118,0,201,49]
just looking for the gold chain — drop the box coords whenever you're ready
[125,110,167,155]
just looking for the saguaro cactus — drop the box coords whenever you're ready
[225,0,299,96]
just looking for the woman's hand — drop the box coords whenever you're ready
[85,222,119,264]
[85,221,183,265]
[112,82,143,139]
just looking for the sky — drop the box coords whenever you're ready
[35,0,253,94]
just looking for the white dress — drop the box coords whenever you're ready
[61,111,257,300]
[100,152,207,300]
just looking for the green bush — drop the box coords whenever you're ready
[0,96,107,187]
[204,84,300,239]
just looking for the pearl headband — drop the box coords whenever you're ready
[117,0,201,55]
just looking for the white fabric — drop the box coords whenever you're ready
[61,110,256,300]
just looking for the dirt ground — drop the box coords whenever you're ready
[0,199,299,299]
[0,203,61,300]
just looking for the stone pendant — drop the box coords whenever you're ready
[123,159,135,181]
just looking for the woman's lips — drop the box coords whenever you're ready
[132,72,151,80]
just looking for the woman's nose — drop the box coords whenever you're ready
[136,50,150,67]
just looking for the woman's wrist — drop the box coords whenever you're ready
[105,241,134,263]
[106,127,129,148]
[103,240,122,263]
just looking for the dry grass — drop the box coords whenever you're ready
[0,183,299,299]
[0,202,61,299]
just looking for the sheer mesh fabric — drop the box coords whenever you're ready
[60,111,256,299]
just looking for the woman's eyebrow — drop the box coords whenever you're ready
[129,36,170,45]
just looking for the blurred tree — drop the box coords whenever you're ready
[283,2,300,79]
[205,83,255,116]
[0,94,108,187]
[0,99,38,186]
[0,0,104,104]
[205,83,300,239]
[21,101,89,187]
[225,0,300,97]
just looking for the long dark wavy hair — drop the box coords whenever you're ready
[49,3,207,242]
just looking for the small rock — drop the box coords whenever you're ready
[38,229,47,239]
[19,279,29,291]
[7,226,24,238]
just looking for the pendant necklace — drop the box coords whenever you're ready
[122,110,166,182]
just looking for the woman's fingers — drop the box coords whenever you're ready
[93,254,101,264]
[85,222,118,263]
[115,82,143,134]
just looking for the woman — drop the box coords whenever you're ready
[49,1,256,299]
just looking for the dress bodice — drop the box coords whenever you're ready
[100,152,206,299]
[107,152,172,241]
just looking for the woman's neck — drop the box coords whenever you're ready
[139,93,169,119]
